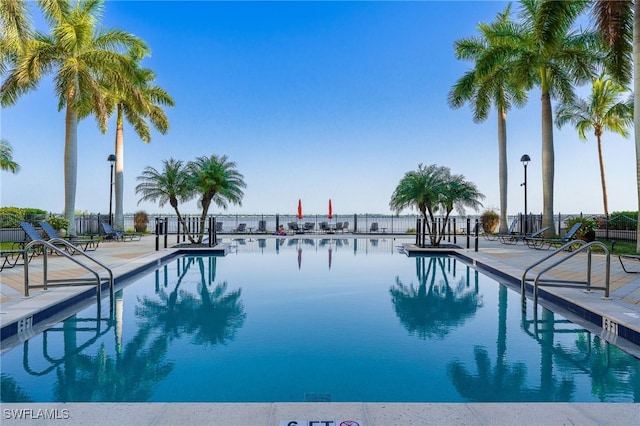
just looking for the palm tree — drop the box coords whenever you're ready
[0,139,20,173]
[389,164,484,247]
[0,0,32,75]
[106,57,174,231]
[135,158,195,241]
[506,0,602,235]
[186,155,246,244]
[591,0,639,253]
[0,0,148,235]
[555,74,633,216]
[449,4,528,234]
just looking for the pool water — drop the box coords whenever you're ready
[1,237,639,402]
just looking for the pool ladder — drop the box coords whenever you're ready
[22,238,114,312]
[521,240,611,312]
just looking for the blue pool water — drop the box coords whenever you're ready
[1,237,639,402]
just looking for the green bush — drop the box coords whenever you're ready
[565,216,596,240]
[608,211,637,230]
[46,215,70,231]
[0,207,47,228]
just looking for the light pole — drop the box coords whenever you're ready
[520,154,530,234]
[108,154,117,226]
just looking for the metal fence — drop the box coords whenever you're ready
[0,212,637,244]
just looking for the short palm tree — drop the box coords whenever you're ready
[449,4,527,234]
[187,155,246,244]
[0,139,20,173]
[555,74,633,216]
[135,158,195,242]
[0,0,148,235]
[389,164,484,247]
[505,0,602,235]
[105,56,174,231]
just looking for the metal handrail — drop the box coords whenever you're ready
[23,239,114,309]
[521,240,610,311]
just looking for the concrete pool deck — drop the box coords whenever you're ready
[1,233,639,425]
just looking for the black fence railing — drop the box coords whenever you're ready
[1,212,637,245]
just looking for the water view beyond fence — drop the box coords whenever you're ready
[0,212,636,244]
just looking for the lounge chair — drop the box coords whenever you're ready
[19,221,69,254]
[257,220,267,233]
[492,219,517,243]
[303,222,315,233]
[101,221,141,241]
[341,222,349,233]
[0,249,35,271]
[370,222,379,233]
[40,221,99,251]
[619,255,640,273]
[234,223,247,233]
[288,222,301,233]
[525,223,582,250]
[319,222,330,233]
[215,221,224,233]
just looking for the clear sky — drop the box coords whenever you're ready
[1,1,636,217]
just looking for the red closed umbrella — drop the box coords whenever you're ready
[328,199,333,219]
[297,199,303,220]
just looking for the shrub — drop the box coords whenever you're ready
[134,210,149,232]
[480,209,500,233]
[565,216,596,241]
[46,215,70,231]
[608,211,637,231]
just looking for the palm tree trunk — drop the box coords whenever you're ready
[635,2,640,254]
[114,104,125,231]
[64,100,78,236]
[497,108,508,234]
[596,135,609,216]
[541,92,555,236]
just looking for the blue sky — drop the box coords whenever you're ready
[1,1,636,217]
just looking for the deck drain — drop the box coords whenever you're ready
[304,392,332,402]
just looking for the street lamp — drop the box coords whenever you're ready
[108,154,117,226]
[520,154,530,234]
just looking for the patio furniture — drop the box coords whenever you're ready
[40,221,99,251]
[525,223,582,250]
[101,222,142,242]
[619,255,640,273]
[234,223,247,233]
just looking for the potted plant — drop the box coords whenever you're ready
[133,210,149,233]
[47,215,70,236]
[565,217,596,242]
[480,209,500,234]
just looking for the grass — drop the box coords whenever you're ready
[592,239,637,255]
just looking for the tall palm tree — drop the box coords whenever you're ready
[186,155,246,244]
[0,0,32,75]
[104,56,174,231]
[555,74,633,216]
[135,158,195,241]
[506,0,602,236]
[590,1,638,253]
[449,4,528,234]
[389,164,484,247]
[0,0,148,235]
[0,139,20,173]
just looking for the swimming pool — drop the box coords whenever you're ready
[1,237,639,402]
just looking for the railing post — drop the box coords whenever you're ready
[164,217,168,248]
[453,218,457,244]
[209,216,214,247]
[466,218,470,249]
[155,217,159,251]
[474,218,479,252]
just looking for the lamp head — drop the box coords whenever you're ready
[520,154,530,166]
[107,154,117,164]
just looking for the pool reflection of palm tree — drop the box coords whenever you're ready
[1,373,32,402]
[448,288,575,402]
[138,257,245,346]
[390,257,481,339]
